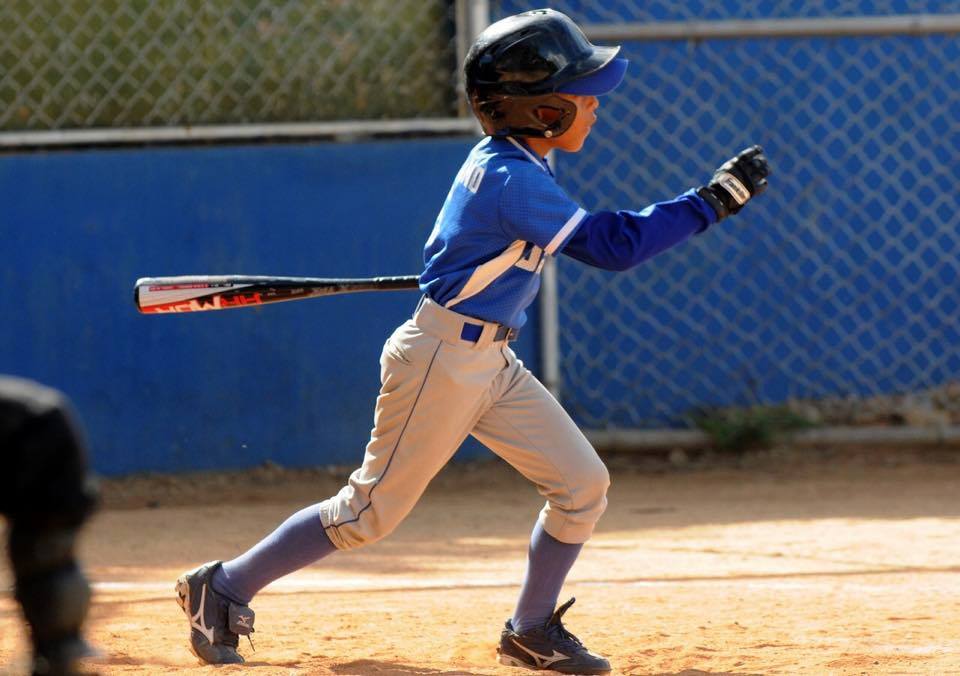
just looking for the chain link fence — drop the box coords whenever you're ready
[0,0,463,135]
[7,1,960,432]
[494,2,960,430]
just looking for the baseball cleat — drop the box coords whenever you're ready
[175,561,255,664]
[497,598,611,674]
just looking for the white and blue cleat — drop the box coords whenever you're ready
[497,598,611,674]
[175,560,255,664]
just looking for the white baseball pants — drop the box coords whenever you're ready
[318,298,609,549]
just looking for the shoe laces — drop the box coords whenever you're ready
[544,597,588,653]
[220,626,240,650]
[224,599,256,653]
[220,627,256,653]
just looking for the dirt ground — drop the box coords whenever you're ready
[2,448,959,675]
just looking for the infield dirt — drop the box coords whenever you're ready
[2,448,959,675]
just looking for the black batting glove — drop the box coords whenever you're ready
[697,145,770,221]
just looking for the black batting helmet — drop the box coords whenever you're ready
[464,9,628,138]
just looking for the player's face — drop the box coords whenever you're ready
[554,94,599,152]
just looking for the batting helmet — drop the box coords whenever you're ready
[465,9,628,138]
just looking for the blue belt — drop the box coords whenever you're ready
[460,322,519,343]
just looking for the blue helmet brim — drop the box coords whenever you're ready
[557,57,629,96]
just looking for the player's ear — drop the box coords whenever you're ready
[534,105,566,126]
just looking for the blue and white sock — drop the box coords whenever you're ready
[511,520,584,634]
[211,503,336,605]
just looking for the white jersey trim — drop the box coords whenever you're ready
[544,207,587,255]
[445,239,528,309]
[506,137,547,172]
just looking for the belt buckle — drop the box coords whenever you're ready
[460,322,483,342]
[462,321,518,343]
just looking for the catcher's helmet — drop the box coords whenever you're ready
[465,9,628,138]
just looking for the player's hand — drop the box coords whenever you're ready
[697,145,770,221]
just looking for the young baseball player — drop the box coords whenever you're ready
[176,9,770,674]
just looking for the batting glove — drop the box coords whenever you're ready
[697,145,770,221]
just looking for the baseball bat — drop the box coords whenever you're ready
[134,274,421,314]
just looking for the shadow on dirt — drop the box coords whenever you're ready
[329,659,485,675]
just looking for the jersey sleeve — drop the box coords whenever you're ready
[559,188,717,271]
[498,164,587,255]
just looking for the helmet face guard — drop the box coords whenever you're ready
[465,9,625,138]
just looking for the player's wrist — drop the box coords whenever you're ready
[697,185,730,222]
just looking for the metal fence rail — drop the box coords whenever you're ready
[495,0,960,22]
[586,14,960,40]
[489,1,960,430]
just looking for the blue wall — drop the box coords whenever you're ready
[0,138,541,475]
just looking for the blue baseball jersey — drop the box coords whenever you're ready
[420,136,717,329]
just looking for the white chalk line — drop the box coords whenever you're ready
[86,575,927,596]
[4,568,946,599]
